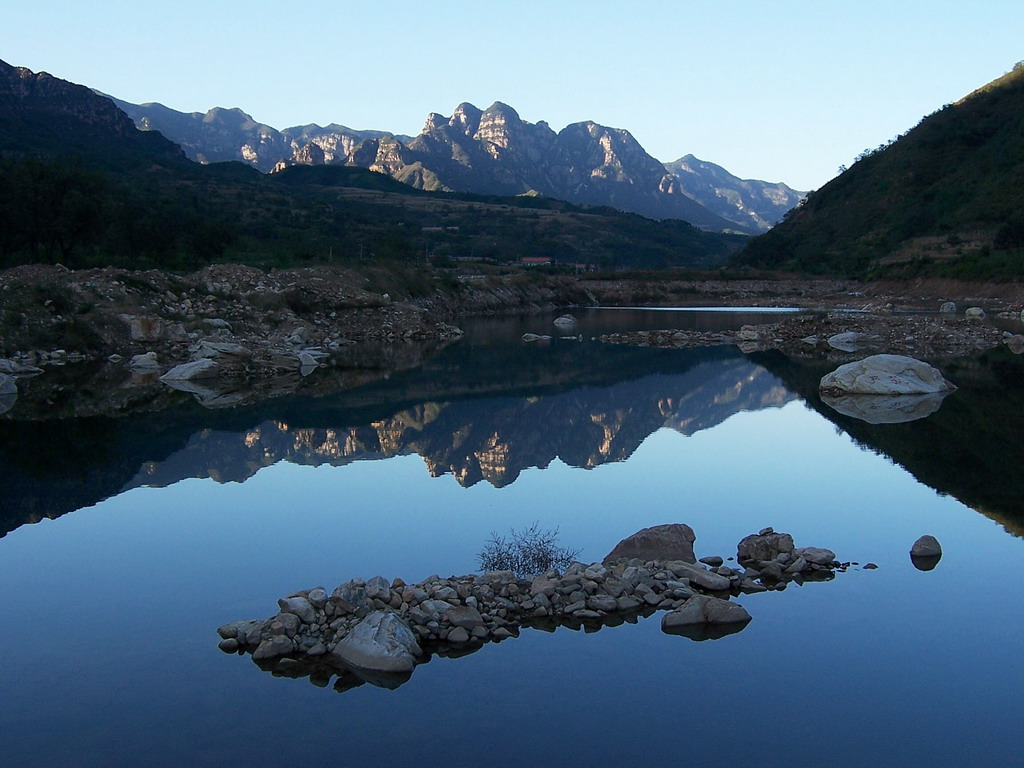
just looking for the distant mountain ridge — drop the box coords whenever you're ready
[112,96,802,232]
[666,154,804,234]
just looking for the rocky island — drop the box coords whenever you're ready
[217,525,855,693]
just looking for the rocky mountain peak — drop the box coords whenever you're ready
[101,80,797,231]
[423,112,447,133]
[448,102,483,136]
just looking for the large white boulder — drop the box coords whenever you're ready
[819,354,955,396]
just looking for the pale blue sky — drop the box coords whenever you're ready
[3,1,1021,190]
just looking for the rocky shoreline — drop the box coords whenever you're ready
[2,264,1022,416]
[599,308,1024,359]
[217,525,861,693]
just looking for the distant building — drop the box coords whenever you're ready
[520,256,552,266]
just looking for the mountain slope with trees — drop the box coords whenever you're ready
[735,64,1024,278]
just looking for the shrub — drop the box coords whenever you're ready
[477,523,581,577]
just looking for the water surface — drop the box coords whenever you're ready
[1,309,1022,767]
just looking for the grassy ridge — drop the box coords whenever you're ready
[735,65,1024,279]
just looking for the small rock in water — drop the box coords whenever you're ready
[553,314,578,330]
[910,535,942,571]
[910,535,942,557]
[863,563,879,570]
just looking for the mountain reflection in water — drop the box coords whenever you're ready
[2,319,1023,540]
[0,343,792,535]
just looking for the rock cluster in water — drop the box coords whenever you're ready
[217,526,851,693]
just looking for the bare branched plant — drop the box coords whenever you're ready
[477,523,581,578]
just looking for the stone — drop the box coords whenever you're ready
[0,373,16,395]
[128,315,164,342]
[1006,335,1024,355]
[910,535,942,558]
[698,556,724,567]
[216,620,249,640]
[603,523,697,564]
[218,638,239,653]
[940,301,956,313]
[553,314,578,329]
[616,596,642,612]
[522,333,551,342]
[297,351,320,372]
[447,627,470,644]
[365,576,391,601]
[667,561,731,591]
[194,341,251,362]
[128,352,160,371]
[737,325,761,341]
[0,359,43,375]
[757,562,784,581]
[417,599,455,621]
[587,594,618,612]
[737,530,795,565]
[661,595,751,629]
[795,547,837,566]
[159,359,220,382]
[820,355,955,396]
[277,596,317,624]
[253,635,294,660]
[964,306,986,319]
[307,587,328,609]
[784,556,809,574]
[331,611,421,674]
[332,581,367,608]
[447,605,485,629]
[827,331,879,352]
[530,577,556,597]
[273,613,300,636]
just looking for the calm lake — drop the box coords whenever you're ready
[2,309,1022,767]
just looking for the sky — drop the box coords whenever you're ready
[3,0,1022,191]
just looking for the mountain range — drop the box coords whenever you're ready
[110,96,803,233]
[0,58,746,271]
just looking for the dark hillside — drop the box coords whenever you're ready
[735,64,1024,279]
